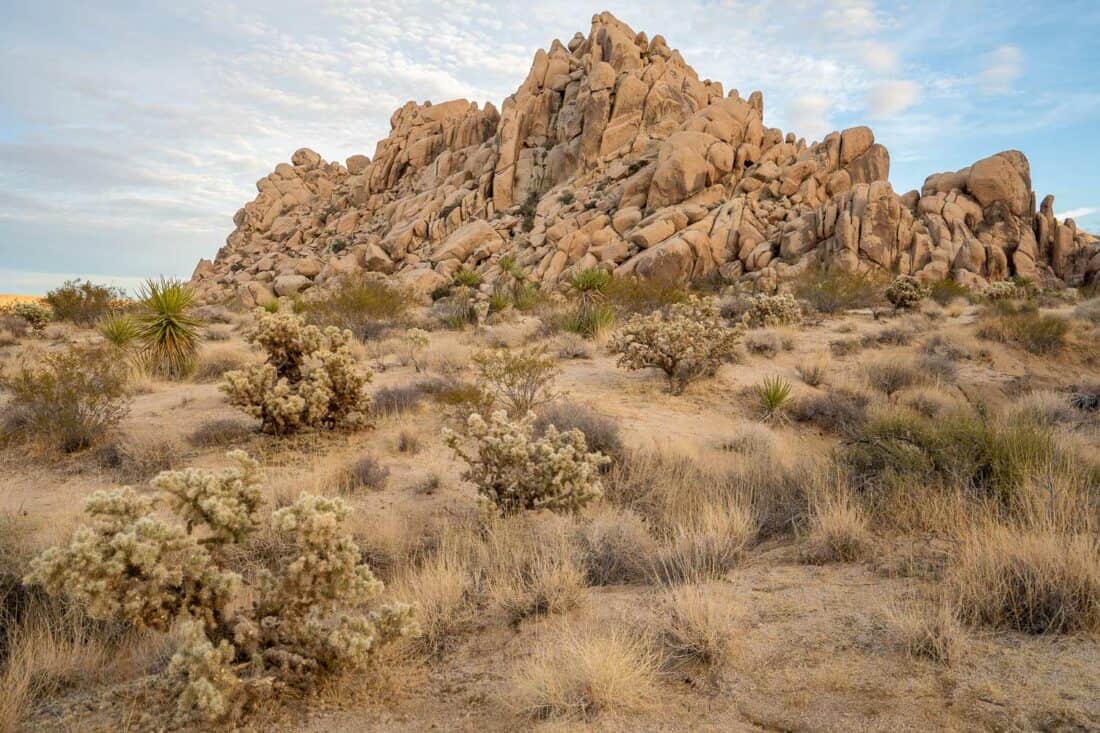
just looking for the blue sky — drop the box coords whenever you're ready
[1,0,1098,294]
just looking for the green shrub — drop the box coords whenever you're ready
[96,312,139,348]
[488,287,512,313]
[298,276,408,339]
[473,346,560,417]
[604,277,686,315]
[452,267,482,288]
[45,279,126,325]
[445,411,608,515]
[222,310,371,435]
[977,303,1069,355]
[24,453,415,723]
[792,265,884,314]
[2,344,130,452]
[136,278,202,378]
[928,278,970,306]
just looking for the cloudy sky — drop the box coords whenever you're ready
[2,0,1098,294]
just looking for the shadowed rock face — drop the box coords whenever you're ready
[191,11,1100,305]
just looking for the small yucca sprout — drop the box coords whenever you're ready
[137,278,202,379]
[567,268,615,338]
[569,267,613,303]
[755,376,792,423]
[261,299,280,313]
[97,312,139,347]
[453,267,482,288]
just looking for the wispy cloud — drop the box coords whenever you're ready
[981,45,1023,94]
[1055,207,1097,221]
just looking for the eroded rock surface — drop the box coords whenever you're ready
[191,11,1099,305]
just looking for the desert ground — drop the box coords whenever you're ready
[1,276,1099,732]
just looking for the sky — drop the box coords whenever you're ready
[1,1,1098,294]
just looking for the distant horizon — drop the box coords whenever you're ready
[3,1,1099,294]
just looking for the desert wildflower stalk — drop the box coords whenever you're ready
[136,277,203,378]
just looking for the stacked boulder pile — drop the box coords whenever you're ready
[191,11,1100,305]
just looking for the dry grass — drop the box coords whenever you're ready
[802,493,872,564]
[191,341,254,381]
[654,585,738,682]
[886,600,966,664]
[188,417,255,447]
[327,454,390,494]
[948,524,1100,634]
[93,434,183,483]
[510,628,659,721]
[393,535,479,656]
[654,501,755,584]
[489,525,587,623]
[574,505,657,585]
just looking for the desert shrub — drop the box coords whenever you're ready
[744,329,792,357]
[188,418,254,448]
[394,542,476,655]
[796,359,828,387]
[404,327,429,372]
[977,301,1069,355]
[754,375,792,422]
[922,334,969,361]
[490,532,587,623]
[866,325,912,347]
[609,296,742,394]
[865,361,923,397]
[949,525,1100,634]
[12,302,51,333]
[928,278,970,306]
[335,455,389,493]
[791,388,869,436]
[740,292,802,328]
[917,353,958,383]
[574,506,656,585]
[45,279,125,325]
[844,409,1062,505]
[94,435,183,483]
[654,586,736,683]
[511,629,658,721]
[887,601,966,664]
[222,310,371,435]
[533,402,623,464]
[885,275,929,310]
[472,346,560,417]
[1073,297,1100,325]
[136,278,202,378]
[2,344,130,452]
[802,495,871,564]
[298,276,408,339]
[193,343,252,382]
[445,411,608,515]
[372,382,429,417]
[792,265,884,314]
[397,429,421,454]
[828,336,862,357]
[604,277,686,315]
[25,454,415,723]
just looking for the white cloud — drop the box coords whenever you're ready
[858,41,898,72]
[981,45,1022,93]
[785,95,833,143]
[1055,207,1097,220]
[823,0,879,35]
[867,80,920,117]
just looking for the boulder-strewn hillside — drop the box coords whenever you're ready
[191,11,1100,305]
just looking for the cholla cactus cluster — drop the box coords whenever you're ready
[741,293,803,328]
[222,309,371,434]
[25,451,415,723]
[405,327,430,371]
[445,410,609,515]
[609,296,742,394]
[885,275,929,310]
[981,281,1025,301]
[13,301,51,332]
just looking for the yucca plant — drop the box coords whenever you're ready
[453,267,482,289]
[97,311,139,348]
[498,254,528,296]
[262,299,280,313]
[489,286,512,313]
[136,278,202,379]
[755,376,792,423]
[567,267,615,338]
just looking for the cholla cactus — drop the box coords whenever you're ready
[25,454,414,724]
[981,281,1022,301]
[741,293,802,328]
[222,310,371,434]
[609,296,742,394]
[885,275,929,310]
[405,327,430,372]
[13,302,51,332]
[445,410,608,515]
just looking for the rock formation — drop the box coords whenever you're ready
[191,11,1100,305]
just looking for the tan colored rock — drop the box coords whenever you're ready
[430,220,502,263]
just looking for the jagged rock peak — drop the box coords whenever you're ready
[191,11,1100,306]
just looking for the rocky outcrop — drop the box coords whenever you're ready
[191,11,1099,305]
